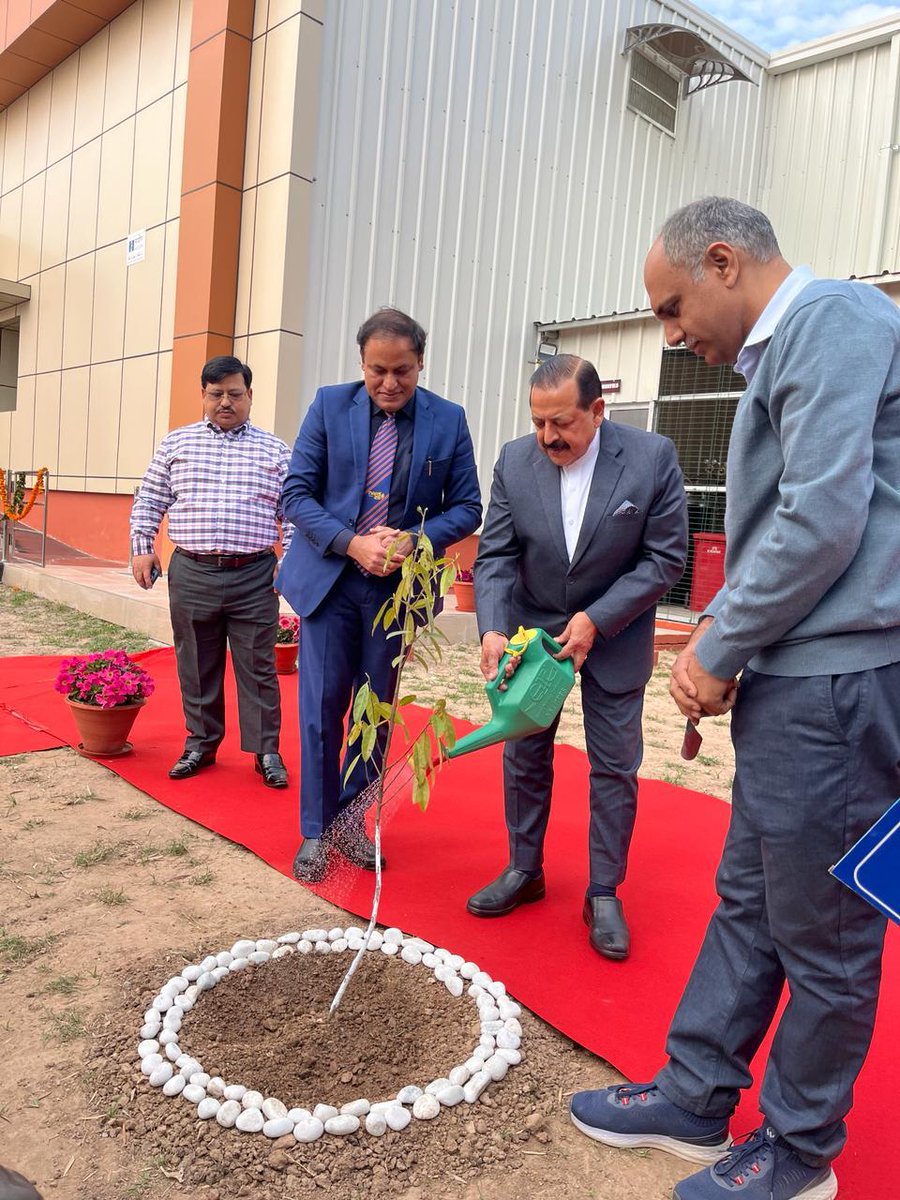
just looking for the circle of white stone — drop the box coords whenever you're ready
[138,927,524,1142]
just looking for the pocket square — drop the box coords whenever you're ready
[613,501,641,517]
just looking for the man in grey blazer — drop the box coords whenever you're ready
[468,354,687,959]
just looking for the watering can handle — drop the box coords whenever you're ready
[485,627,566,696]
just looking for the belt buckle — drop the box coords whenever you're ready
[216,554,229,568]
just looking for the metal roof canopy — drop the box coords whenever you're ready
[623,24,755,96]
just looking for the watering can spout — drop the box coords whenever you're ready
[445,627,575,761]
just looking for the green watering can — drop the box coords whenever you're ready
[445,626,575,760]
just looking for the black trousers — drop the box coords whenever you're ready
[167,550,281,755]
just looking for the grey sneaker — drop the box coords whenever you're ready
[570,1083,732,1165]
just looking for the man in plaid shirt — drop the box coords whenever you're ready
[130,355,293,788]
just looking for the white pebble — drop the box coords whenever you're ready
[463,1071,490,1103]
[313,1103,339,1122]
[277,931,301,944]
[256,939,278,953]
[297,940,313,954]
[370,1100,399,1113]
[248,951,270,965]
[173,995,194,1011]
[302,928,328,942]
[340,1098,370,1117]
[412,1094,441,1120]
[159,1029,178,1046]
[138,1039,159,1057]
[224,1084,246,1101]
[271,945,294,959]
[200,955,218,972]
[460,961,479,979]
[473,971,493,987]
[365,931,383,951]
[437,1085,465,1107]
[242,1090,264,1110]
[236,1108,264,1133]
[325,1114,360,1135]
[406,937,435,953]
[497,1047,522,1066]
[189,1072,211,1088]
[484,1054,509,1081]
[331,938,348,953]
[263,1117,294,1138]
[198,1097,220,1120]
[386,1106,412,1131]
[196,972,216,991]
[447,954,465,971]
[498,999,522,1021]
[380,942,398,956]
[178,1057,202,1078]
[347,938,364,952]
[293,1117,325,1143]
[481,1020,503,1035]
[473,1046,492,1063]
[396,1085,423,1105]
[365,1110,387,1136]
[140,1054,163,1075]
[162,1074,186,1097]
[479,1034,496,1051]
[422,952,438,968]
[206,1077,226,1097]
[505,1017,523,1037]
[165,1043,181,1062]
[425,1078,451,1096]
[215,951,233,968]
[182,964,204,982]
[449,1065,471,1086]
[183,1084,207,1104]
[163,1011,182,1031]
[229,957,250,972]
[327,927,345,941]
[216,1099,242,1128]
[262,1097,288,1119]
[152,994,172,1012]
[231,939,256,958]
[343,926,365,941]
[464,1056,484,1075]
[400,946,422,965]
[314,941,331,955]
[497,1029,521,1051]
[287,1107,312,1122]
[149,1063,173,1088]
[488,980,507,999]
[142,1008,161,1027]
[467,983,484,999]
[383,927,404,944]
[478,1003,501,1021]
[444,975,464,998]
[139,1024,159,1041]
[434,964,453,982]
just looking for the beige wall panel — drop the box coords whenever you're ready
[18,175,46,280]
[8,374,35,468]
[24,75,52,181]
[2,99,27,195]
[244,329,280,431]
[233,333,249,364]
[234,186,257,338]
[242,30,266,190]
[48,54,79,165]
[97,118,136,247]
[247,175,289,335]
[257,15,301,185]
[0,186,22,279]
[282,177,310,334]
[63,253,96,369]
[74,29,110,151]
[174,0,193,87]
[131,94,173,233]
[84,476,120,493]
[17,305,38,377]
[104,4,142,132]
[124,226,166,358]
[273,329,303,443]
[138,0,181,110]
[41,158,72,271]
[0,412,10,465]
[253,0,271,38]
[33,371,62,473]
[117,354,159,480]
[270,0,325,26]
[154,349,172,444]
[159,220,178,349]
[291,17,322,181]
[58,367,90,486]
[68,140,102,259]
[91,243,127,363]
[86,359,123,478]
[166,84,186,221]
[36,264,66,374]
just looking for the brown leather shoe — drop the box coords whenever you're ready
[168,750,216,779]
[583,896,630,960]
[466,867,545,917]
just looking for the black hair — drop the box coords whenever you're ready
[356,308,427,357]
[201,356,252,388]
[529,354,602,410]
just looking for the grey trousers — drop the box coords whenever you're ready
[502,669,644,889]
[656,663,900,1166]
[167,550,281,755]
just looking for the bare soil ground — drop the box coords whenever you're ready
[0,584,734,1200]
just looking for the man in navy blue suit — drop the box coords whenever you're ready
[277,308,482,881]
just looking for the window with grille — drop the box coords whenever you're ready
[627,48,679,136]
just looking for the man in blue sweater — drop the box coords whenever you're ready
[570,197,900,1200]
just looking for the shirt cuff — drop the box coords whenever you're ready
[695,624,748,682]
[131,537,155,556]
[328,529,355,557]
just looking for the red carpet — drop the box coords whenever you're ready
[1,648,895,1199]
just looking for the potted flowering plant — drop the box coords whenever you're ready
[274,614,300,674]
[452,567,475,612]
[54,650,155,757]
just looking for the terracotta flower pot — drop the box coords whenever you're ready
[453,580,476,612]
[274,642,299,674]
[66,698,145,757]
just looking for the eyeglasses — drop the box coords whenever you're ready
[204,389,248,401]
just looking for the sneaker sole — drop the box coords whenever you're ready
[672,1168,838,1200]
[570,1112,732,1165]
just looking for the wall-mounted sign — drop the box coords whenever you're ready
[126,230,146,266]
[601,379,622,394]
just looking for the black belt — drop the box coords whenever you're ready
[175,548,275,569]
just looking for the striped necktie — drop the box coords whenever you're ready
[357,413,398,535]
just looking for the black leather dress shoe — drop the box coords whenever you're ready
[328,823,386,871]
[292,837,330,883]
[168,750,216,779]
[466,867,546,917]
[583,895,630,960]
[255,752,288,788]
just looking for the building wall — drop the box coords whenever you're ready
[298,0,767,484]
[554,316,665,417]
[233,0,323,446]
[0,0,190,503]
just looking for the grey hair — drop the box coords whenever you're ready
[659,196,781,279]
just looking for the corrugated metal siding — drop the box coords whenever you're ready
[758,33,900,277]
[300,0,766,482]
[555,316,664,410]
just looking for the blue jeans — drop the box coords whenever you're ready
[656,663,900,1165]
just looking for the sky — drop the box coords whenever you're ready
[698,0,900,50]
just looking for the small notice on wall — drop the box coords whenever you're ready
[126,230,146,266]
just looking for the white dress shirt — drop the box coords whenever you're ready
[560,427,601,559]
[735,265,816,384]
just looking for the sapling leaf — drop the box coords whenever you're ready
[361,723,377,761]
[353,682,370,724]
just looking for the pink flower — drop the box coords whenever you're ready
[55,651,155,708]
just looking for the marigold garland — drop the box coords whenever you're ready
[0,466,48,522]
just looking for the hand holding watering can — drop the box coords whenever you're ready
[481,612,598,691]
